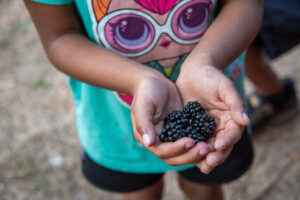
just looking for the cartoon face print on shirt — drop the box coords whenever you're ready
[91,0,213,66]
[89,0,214,106]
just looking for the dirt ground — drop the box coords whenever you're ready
[0,1,299,200]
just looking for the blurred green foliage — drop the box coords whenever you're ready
[32,78,51,89]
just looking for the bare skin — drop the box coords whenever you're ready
[24,0,262,199]
[245,41,283,96]
[178,176,224,200]
[123,178,163,200]
[123,177,224,200]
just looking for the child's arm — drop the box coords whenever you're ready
[186,0,263,69]
[176,0,263,173]
[24,1,211,166]
[24,1,157,96]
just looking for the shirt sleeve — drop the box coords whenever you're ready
[31,0,74,5]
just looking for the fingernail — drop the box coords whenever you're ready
[203,167,213,174]
[208,161,219,168]
[199,149,208,156]
[242,112,250,123]
[185,142,194,150]
[216,141,226,151]
[219,145,226,151]
[143,134,151,147]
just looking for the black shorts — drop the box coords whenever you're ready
[81,128,253,193]
[257,0,300,59]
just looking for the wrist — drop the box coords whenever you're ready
[181,53,217,72]
[180,52,220,82]
[177,63,223,94]
[131,67,165,97]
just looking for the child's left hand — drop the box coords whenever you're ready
[176,63,250,174]
[130,73,211,166]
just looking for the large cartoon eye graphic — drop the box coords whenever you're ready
[104,15,154,53]
[172,2,211,40]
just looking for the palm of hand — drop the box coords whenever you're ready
[177,65,246,173]
[131,76,216,167]
[200,105,243,171]
[131,76,195,161]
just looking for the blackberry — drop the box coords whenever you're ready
[159,101,216,143]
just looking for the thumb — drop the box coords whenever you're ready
[131,103,157,147]
[221,79,250,126]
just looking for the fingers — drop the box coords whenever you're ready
[163,142,213,166]
[133,118,213,164]
[196,120,242,174]
[197,146,233,174]
[148,138,196,159]
[132,111,201,159]
[131,104,156,147]
[214,120,242,151]
[220,78,250,126]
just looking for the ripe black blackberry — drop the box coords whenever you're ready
[159,101,216,143]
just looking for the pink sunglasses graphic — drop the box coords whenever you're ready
[97,0,213,57]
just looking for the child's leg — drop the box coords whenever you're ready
[178,176,223,200]
[245,41,283,96]
[245,41,298,128]
[122,178,163,200]
[81,151,164,200]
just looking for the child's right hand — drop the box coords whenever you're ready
[131,73,213,166]
[176,63,250,173]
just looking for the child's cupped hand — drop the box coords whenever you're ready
[131,73,211,166]
[176,64,250,174]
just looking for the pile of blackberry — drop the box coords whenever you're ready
[159,101,216,143]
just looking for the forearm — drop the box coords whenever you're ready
[184,0,263,69]
[24,1,161,96]
[47,33,160,96]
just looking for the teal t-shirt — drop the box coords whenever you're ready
[31,0,246,173]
